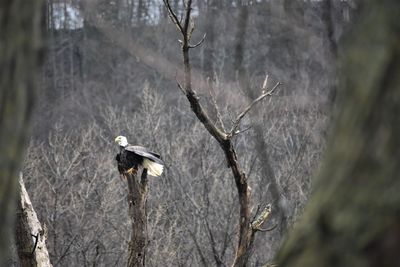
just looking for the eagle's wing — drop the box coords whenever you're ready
[125,145,164,165]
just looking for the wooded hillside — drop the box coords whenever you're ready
[1,1,360,266]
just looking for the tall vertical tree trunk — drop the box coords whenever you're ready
[277,1,400,266]
[126,169,148,267]
[0,0,43,264]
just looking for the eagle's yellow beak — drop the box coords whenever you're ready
[115,135,128,146]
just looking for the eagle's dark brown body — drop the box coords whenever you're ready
[115,145,164,176]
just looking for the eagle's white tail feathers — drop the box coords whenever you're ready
[143,159,164,177]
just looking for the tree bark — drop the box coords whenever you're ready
[126,169,148,267]
[15,174,53,267]
[163,2,277,266]
[277,1,400,266]
[233,4,287,236]
[0,0,43,264]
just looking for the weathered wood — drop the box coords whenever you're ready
[0,0,43,264]
[277,1,400,266]
[15,174,52,267]
[126,169,148,267]
[162,1,277,266]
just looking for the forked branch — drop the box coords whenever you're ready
[163,0,184,34]
[163,1,278,266]
[230,80,282,137]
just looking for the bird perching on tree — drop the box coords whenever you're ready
[115,136,164,177]
[115,135,163,266]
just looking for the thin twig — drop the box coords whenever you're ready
[251,204,261,222]
[251,204,272,231]
[162,0,184,34]
[257,224,278,232]
[189,33,207,48]
[56,234,78,265]
[175,71,186,95]
[262,74,269,91]
[230,82,281,136]
[182,0,193,37]
[207,77,226,132]
[204,218,225,266]
[232,126,252,136]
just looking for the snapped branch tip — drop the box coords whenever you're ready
[251,204,272,231]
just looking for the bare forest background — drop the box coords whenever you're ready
[11,0,356,266]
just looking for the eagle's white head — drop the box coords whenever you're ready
[115,135,128,147]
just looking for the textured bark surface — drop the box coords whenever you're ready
[15,174,52,267]
[277,1,400,266]
[163,1,277,266]
[126,169,148,267]
[0,0,43,264]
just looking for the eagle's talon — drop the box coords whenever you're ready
[126,168,137,175]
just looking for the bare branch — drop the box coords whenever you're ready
[207,77,226,132]
[175,70,186,95]
[232,126,252,136]
[251,204,262,222]
[257,225,278,232]
[251,204,272,231]
[162,0,184,34]
[189,33,207,49]
[262,74,269,91]
[188,18,195,42]
[187,228,208,267]
[177,82,186,95]
[204,218,224,266]
[182,0,193,37]
[230,81,281,137]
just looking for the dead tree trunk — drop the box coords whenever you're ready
[0,0,43,264]
[126,169,148,267]
[15,174,52,267]
[277,1,400,266]
[163,1,277,266]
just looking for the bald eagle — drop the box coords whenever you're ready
[115,136,164,177]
